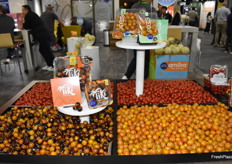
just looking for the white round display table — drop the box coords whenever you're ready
[116,41,166,96]
[57,92,106,123]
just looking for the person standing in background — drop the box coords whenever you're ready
[40,4,64,51]
[0,5,15,64]
[204,12,212,34]
[81,17,93,36]
[157,4,163,18]
[22,5,54,71]
[187,7,199,27]
[161,6,172,24]
[224,8,232,54]
[56,23,64,49]
[214,2,230,47]
[171,5,181,25]
[70,16,78,25]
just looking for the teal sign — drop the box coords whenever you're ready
[77,17,84,26]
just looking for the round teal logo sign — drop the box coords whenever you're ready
[158,0,176,6]
[77,17,84,26]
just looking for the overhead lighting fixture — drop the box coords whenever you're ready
[124,2,128,7]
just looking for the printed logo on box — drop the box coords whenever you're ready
[57,84,76,96]
[160,61,189,71]
[124,30,130,36]
[90,88,109,100]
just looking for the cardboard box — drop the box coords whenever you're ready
[149,54,190,79]
[168,28,182,41]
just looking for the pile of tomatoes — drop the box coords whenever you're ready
[15,82,53,106]
[117,103,232,155]
[117,80,218,105]
[138,19,158,37]
[115,12,138,34]
[111,82,114,99]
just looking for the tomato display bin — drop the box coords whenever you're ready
[149,54,190,79]
[116,79,219,105]
[0,106,113,156]
[0,80,50,111]
[0,81,232,163]
[0,81,116,111]
[0,105,231,163]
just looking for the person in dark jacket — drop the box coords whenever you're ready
[56,22,64,49]
[157,4,163,18]
[225,8,232,54]
[22,5,54,71]
[122,0,156,80]
[70,16,78,25]
[204,12,212,34]
[0,5,15,64]
[171,5,181,25]
[161,6,172,24]
[81,17,93,36]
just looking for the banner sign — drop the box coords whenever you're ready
[77,17,84,26]
[155,55,190,79]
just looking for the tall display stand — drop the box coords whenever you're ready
[116,41,166,96]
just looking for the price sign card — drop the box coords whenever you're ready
[51,77,82,107]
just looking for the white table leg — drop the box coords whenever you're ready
[79,115,90,123]
[22,30,33,71]
[136,50,145,96]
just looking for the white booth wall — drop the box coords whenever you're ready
[41,0,72,25]
[8,0,27,13]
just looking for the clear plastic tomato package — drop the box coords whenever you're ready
[203,74,211,88]
[209,65,228,85]
[229,78,232,107]
[137,10,160,45]
[85,79,113,109]
[112,9,142,40]
[54,56,93,91]
[210,83,230,95]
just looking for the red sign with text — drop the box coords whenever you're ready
[51,77,82,107]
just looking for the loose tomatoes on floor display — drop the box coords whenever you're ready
[117,80,218,105]
[0,106,114,155]
[117,103,232,155]
[15,82,53,106]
